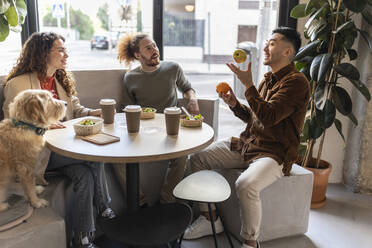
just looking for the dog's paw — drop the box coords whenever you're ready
[0,202,10,212]
[31,198,49,208]
[35,185,45,195]
[36,176,49,186]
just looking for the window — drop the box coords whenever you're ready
[0,32,22,76]
[239,1,259,9]
[238,25,257,43]
[37,0,153,71]
[163,0,278,139]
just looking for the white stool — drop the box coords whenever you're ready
[173,170,234,248]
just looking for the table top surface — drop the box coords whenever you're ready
[45,113,214,163]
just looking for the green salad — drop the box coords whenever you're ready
[185,114,203,120]
[143,108,155,112]
[80,119,95,125]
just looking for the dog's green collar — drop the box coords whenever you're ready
[12,119,47,136]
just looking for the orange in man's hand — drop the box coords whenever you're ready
[216,82,231,94]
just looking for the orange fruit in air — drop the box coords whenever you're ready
[233,49,247,63]
[216,82,231,94]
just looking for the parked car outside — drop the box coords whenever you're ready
[90,32,118,50]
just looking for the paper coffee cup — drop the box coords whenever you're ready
[164,107,181,135]
[124,105,141,133]
[100,99,116,124]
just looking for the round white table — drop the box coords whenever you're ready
[45,113,214,212]
[45,113,214,246]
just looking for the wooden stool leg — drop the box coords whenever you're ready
[208,203,218,248]
[218,212,234,248]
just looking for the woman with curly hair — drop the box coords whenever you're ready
[3,32,115,248]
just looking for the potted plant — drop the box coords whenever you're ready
[0,0,27,42]
[290,0,372,208]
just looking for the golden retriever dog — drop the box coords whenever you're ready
[0,89,66,212]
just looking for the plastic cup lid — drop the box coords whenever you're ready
[164,107,181,114]
[99,99,116,105]
[124,105,141,112]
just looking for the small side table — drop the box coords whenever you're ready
[173,170,234,248]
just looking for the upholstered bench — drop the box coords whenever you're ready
[216,164,313,242]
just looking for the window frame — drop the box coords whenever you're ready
[22,0,297,57]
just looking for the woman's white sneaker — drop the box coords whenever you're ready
[183,215,224,240]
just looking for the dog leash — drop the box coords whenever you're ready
[12,119,47,136]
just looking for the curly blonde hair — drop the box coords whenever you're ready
[6,32,77,97]
[117,33,149,67]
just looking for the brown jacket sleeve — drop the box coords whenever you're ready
[245,74,309,128]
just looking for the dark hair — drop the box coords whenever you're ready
[6,32,76,96]
[272,27,301,54]
[117,33,150,66]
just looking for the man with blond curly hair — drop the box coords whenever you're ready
[115,33,199,204]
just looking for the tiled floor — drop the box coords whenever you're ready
[182,184,372,248]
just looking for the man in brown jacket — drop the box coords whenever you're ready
[183,27,310,248]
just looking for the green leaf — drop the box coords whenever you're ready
[334,119,345,142]
[0,14,9,42]
[323,100,336,129]
[4,5,18,27]
[305,0,316,15]
[310,54,323,81]
[348,112,358,125]
[332,86,352,115]
[312,22,330,41]
[298,56,314,63]
[348,79,371,101]
[309,110,325,139]
[358,29,372,53]
[15,0,26,25]
[307,18,326,41]
[344,0,367,13]
[346,49,358,61]
[333,20,354,34]
[290,4,308,18]
[294,40,321,61]
[334,63,360,80]
[318,53,333,82]
[0,0,11,14]
[314,83,327,109]
[305,3,328,29]
[296,62,306,71]
[302,118,311,142]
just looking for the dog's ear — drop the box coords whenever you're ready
[25,95,47,124]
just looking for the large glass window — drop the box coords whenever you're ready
[37,0,153,71]
[163,0,278,139]
[0,32,22,76]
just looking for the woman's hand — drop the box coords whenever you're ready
[89,109,102,117]
[49,122,66,129]
[219,88,238,108]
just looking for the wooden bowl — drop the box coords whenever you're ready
[180,115,203,127]
[73,117,103,136]
[141,107,157,119]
